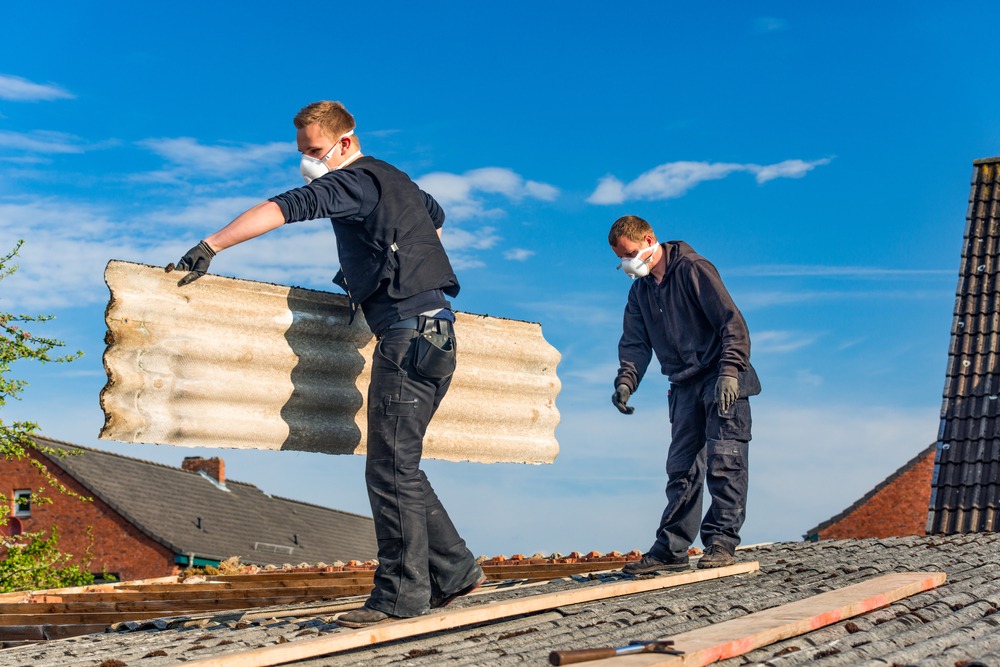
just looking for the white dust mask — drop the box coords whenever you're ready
[300,130,355,184]
[617,243,658,279]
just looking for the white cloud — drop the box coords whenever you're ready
[587,158,831,204]
[752,330,821,354]
[0,130,89,155]
[737,288,945,310]
[0,195,346,310]
[586,176,626,205]
[750,400,939,540]
[0,201,138,310]
[728,264,952,278]
[0,74,74,102]
[441,225,500,270]
[154,196,264,230]
[417,167,559,222]
[504,248,534,261]
[752,158,831,183]
[136,137,291,179]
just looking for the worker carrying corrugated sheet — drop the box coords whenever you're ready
[609,215,762,574]
[166,101,484,629]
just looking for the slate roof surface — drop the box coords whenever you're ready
[6,533,1000,666]
[32,436,378,565]
[931,156,1000,534]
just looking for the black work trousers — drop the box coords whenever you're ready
[364,325,479,618]
[649,372,751,560]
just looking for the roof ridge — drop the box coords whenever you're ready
[30,434,259,489]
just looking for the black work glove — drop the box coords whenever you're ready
[166,241,216,286]
[612,384,635,415]
[715,375,739,416]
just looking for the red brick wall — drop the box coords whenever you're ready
[0,452,179,581]
[818,448,935,540]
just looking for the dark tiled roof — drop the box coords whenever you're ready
[804,442,936,539]
[6,534,1000,665]
[931,156,1000,534]
[32,436,377,564]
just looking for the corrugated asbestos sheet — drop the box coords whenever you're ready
[100,261,561,464]
[929,157,1000,533]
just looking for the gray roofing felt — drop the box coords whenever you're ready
[6,532,1000,666]
[32,436,377,565]
[931,156,1000,534]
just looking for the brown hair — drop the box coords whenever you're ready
[293,101,356,137]
[608,215,655,246]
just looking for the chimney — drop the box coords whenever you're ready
[182,456,225,484]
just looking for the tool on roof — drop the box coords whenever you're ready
[548,639,682,665]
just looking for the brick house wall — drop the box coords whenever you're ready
[1,451,179,581]
[816,447,936,540]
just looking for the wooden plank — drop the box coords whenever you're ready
[0,622,113,642]
[200,560,626,590]
[0,612,189,624]
[180,561,759,667]
[22,586,369,603]
[0,587,371,613]
[0,625,45,641]
[482,563,628,579]
[206,571,374,583]
[42,623,112,639]
[577,571,946,666]
[120,579,371,592]
[0,575,179,603]
[0,594,369,616]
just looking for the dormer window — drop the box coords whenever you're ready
[13,490,31,517]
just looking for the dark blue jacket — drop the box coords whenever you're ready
[616,241,759,394]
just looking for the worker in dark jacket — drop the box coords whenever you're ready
[609,215,760,574]
[168,101,484,627]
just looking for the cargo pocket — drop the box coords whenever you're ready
[384,394,419,417]
[719,398,752,441]
[413,332,457,379]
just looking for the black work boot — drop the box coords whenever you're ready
[697,544,735,569]
[336,605,397,628]
[622,553,690,575]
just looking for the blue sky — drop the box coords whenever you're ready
[2,2,995,557]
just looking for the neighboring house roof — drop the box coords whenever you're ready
[804,442,936,540]
[930,156,1000,534]
[30,436,377,565]
[4,533,1000,665]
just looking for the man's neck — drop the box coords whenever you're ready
[338,150,364,169]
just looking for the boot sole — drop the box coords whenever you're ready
[622,562,690,575]
[431,574,487,609]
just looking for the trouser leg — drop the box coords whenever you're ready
[651,381,707,560]
[364,328,475,617]
[700,380,751,552]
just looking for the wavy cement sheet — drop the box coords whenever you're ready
[99,261,560,464]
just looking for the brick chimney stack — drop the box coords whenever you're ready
[182,456,225,484]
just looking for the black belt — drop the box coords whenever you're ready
[388,316,454,335]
